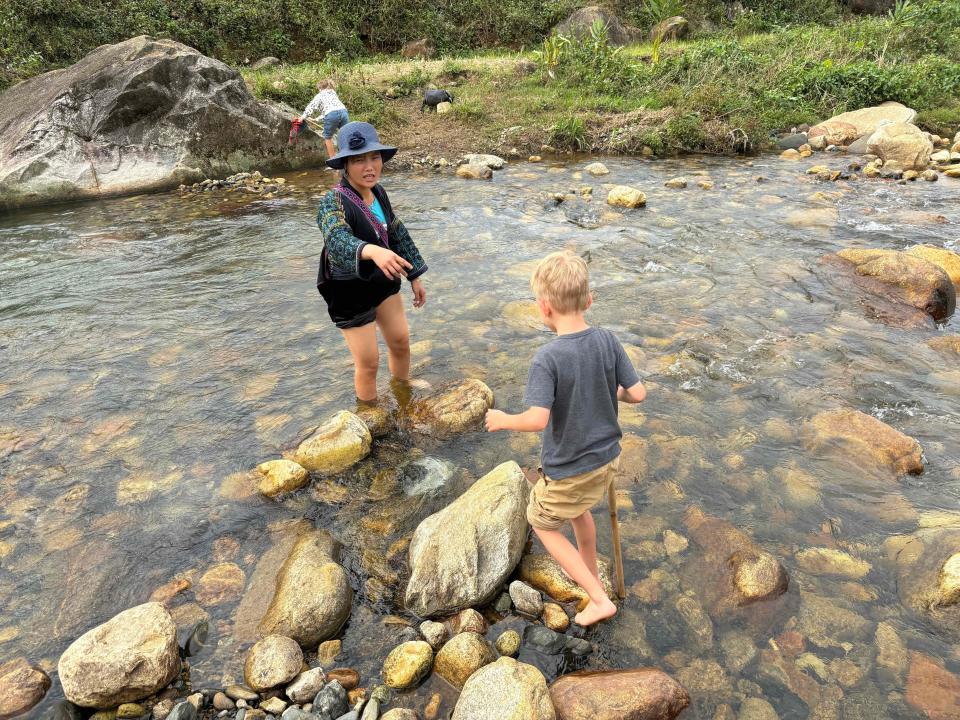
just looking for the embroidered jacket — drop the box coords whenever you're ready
[316,179,428,283]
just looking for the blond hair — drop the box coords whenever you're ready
[316,78,336,90]
[530,250,590,313]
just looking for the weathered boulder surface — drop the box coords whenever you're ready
[463,154,507,170]
[681,507,789,623]
[518,553,615,612]
[809,102,916,141]
[906,244,960,291]
[243,635,303,692]
[452,657,556,720]
[829,249,955,326]
[905,652,960,719]
[383,641,434,689]
[0,658,51,720]
[866,122,933,170]
[895,528,960,639]
[257,459,309,497]
[408,379,494,437]
[808,121,859,147]
[406,461,528,616]
[0,36,323,210]
[258,529,352,646]
[58,602,180,708]
[434,632,498,689]
[549,668,690,720]
[293,411,371,475]
[804,408,923,478]
[607,186,646,208]
[554,7,640,46]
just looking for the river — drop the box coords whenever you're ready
[1,155,958,717]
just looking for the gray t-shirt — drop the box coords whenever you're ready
[524,327,641,480]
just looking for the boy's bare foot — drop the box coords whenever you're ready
[574,598,617,626]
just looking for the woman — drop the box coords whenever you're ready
[315,122,428,403]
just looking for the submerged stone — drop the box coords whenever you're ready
[805,408,923,478]
[408,379,494,437]
[549,668,690,720]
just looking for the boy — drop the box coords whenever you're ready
[299,79,350,162]
[485,250,646,626]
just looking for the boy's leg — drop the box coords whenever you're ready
[340,323,379,402]
[324,138,336,159]
[375,293,410,382]
[570,511,601,583]
[534,526,617,627]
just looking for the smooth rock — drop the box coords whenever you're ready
[318,639,342,665]
[895,528,960,637]
[260,698,288,715]
[313,680,349,720]
[906,244,960,291]
[405,461,528,617]
[257,460,310,497]
[496,630,521,657]
[776,133,808,151]
[549,668,690,720]
[195,562,246,606]
[796,592,872,649]
[795,547,871,578]
[509,581,544,617]
[451,609,487,635]
[524,626,567,655]
[664,177,687,189]
[293,411,371,475]
[381,711,419,720]
[383,641,433,689]
[225,686,259,702]
[585,162,609,176]
[243,635,303,692]
[436,101,452,114]
[212,693,235,711]
[675,595,713,650]
[780,149,801,160]
[434,632,497,690]
[542,603,570,632]
[117,704,146,719]
[738,698,779,720]
[463,154,507,170]
[286,667,326,704]
[808,120,860,146]
[905,652,960,719]
[259,530,352,646]
[58,602,180,708]
[166,702,196,720]
[0,37,324,211]
[811,102,916,140]
[0,657,51,719]
[875,622,908,681]
[326,669,359,691]
[518,553,615,611]
[607,186,646,208]
[419,621,448,650]
[456,164,492,180]
[355,404,393,438]
[867,122,933,170]
[408,379,494,437]
[805,407,924,477]
[452,657,555,720]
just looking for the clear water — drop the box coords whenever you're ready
[2,156,959,718]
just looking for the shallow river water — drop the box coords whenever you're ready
[1,155,959,718]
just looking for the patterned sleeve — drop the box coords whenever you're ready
[316,191,366,277]
[390,219,428,281]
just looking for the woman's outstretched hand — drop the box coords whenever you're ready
[411,279,426,308]
[364,245,412,280]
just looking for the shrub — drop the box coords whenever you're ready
[548,115,589,150]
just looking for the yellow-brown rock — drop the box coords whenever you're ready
[907,244,960,291]
[409,379,494,437]
[293,411,371,475]
[434,632,497,690]
[805,408,923,477]
[549,668,690,720]
[518,553,615,612]
[383,641,434,689]
[451,657,555,720]
[256,459,309,497]
[606,186,646,208]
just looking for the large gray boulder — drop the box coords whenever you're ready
[554,7,641,46]
[405,461,529,617]
[57,602,180,708]
[0,36,324,210]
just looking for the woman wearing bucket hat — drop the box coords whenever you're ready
[315,121,428,403]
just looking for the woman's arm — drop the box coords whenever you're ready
[316,192,366,275]
[391,219,428,281]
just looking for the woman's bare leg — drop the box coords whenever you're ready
[341,323,379,402]
[375,293,411,381]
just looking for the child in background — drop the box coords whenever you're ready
[485,250,646,626]
[300,79,350,161]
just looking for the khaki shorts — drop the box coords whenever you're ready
[526,456,620,531]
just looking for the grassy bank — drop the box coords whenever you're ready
[241,4,960,157]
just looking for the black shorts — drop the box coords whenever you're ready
[318,275,401,329]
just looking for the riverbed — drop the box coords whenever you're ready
[2,155,959,717]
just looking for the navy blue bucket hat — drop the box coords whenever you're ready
[326,122,398,169]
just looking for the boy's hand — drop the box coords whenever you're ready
[485,409,510,432]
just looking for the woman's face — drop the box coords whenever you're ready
[345,151,383,190]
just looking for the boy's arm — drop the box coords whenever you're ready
[486,406,550,432]
[617,381,646,404]
[301,91,323,119]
